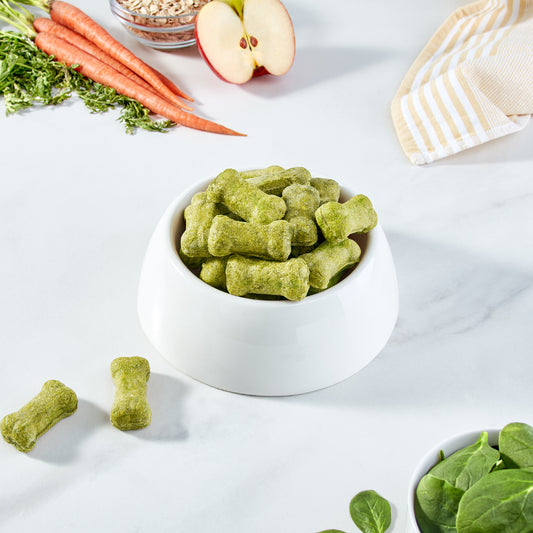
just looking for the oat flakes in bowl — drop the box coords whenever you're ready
[110,0,210,49]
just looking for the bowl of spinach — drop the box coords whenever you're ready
[407,422,533,533]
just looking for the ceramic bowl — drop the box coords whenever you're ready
[406,428,500,533]
[137,177,399,396]
[109,0,201,49]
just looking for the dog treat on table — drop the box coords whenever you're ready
[238,165,285,179]
[208,215,292,261]
[226,255,310,301]
[110,356,151,431]
[282,183,320,246]
[200,256,228,290]
[207,168,286,224]
[310,177,341,205]
[244,166,312,196]
[300,239,361,291]
[180,192,226,258]
[1,380,77,452]
[315,194,377,243]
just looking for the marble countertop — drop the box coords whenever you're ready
[1,0,532,531]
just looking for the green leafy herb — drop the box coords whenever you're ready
[456,469,533,533]
[0,31,175,133]
[499,422,533,469]
[490,458,506,472]
[0,0,49,37]
[415,423,533,533]
[427,432,500,491]
[415,432,499,533]
[317,491,391,533]
[349,490,391,533]
[415,476,464,533]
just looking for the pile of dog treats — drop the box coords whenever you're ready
[179,166,378,301]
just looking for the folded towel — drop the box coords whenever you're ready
[391,0,533,165]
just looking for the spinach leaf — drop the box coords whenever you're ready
[456,469,533,533]
[427,432,500,491]
[415,475,464,533]
[490,459,506,472]
[499,422,533,469]
[349,490,391,533]
[415,432,499,533]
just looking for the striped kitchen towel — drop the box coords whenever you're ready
[391,0,533,165]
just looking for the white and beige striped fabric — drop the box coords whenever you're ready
[391,0,533,165]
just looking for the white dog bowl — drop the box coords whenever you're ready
[137,177,399,396]
[406,429,500,533]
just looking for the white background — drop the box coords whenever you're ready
[1,1,532,532]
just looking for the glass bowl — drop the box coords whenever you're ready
[109,0,206,49]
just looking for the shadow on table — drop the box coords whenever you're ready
[29,399,107,465]
[281,229,533,409]
[430,125,533,165]
[239,45,394,99]
[25,373,188,462]
[133,372,189,442]
[390,501,399,533]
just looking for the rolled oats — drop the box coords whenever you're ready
[115,0,210,47]
[117,0,209,18]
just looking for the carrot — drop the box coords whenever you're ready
[48,1,193,106]
[155,70,194,103]
[32,17,194,111]
[33,19,149,94]
[34,32,244,136]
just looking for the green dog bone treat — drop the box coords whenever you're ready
[190,191,207,205]
[178,248,205,270]
[315,194,377,243]
[244,293,284,301]
[300,239,361,290]
[1,380,77,453]
[310,177,341,205]
[208,215,291,261]
[110,356,151,431]
[207,168,286,223]
[200,256,228,290]
[287,219,317,248]
[238,165,284,179]
[190,191,236,217]
[290,244,318,257]
[245,166,312,196]
[282,183,320,246]
[226,255,310,301]
[282,183,320,215]
[180,192,226,258]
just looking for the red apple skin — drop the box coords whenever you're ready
[194,0,295,85]
[194,25,271,84]
[194,24,235,83]
[252,66,268,78]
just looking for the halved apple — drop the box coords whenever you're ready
[195,0,295,84]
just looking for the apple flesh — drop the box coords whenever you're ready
[195,0,295,84]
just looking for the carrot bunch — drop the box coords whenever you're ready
[10,0,244,135]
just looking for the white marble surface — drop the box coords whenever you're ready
[1,0,532,531]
